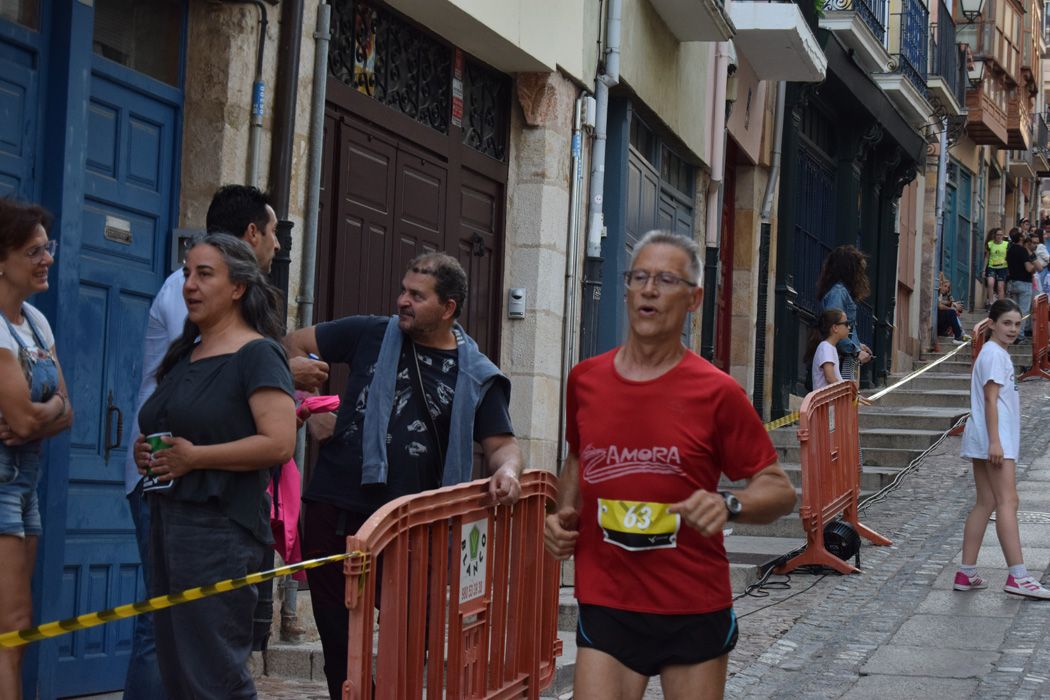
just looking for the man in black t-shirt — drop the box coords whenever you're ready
[284,252,522,700]
[1006,229,1037,338]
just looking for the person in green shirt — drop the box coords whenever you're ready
[985,227,1008,307]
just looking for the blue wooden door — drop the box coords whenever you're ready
[953,169,972,305]
[0,17,41,198]
[942,180,958,298]
[41,57,180,697]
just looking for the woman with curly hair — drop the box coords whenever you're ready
[816,245,873,383]
[0,199,73,697]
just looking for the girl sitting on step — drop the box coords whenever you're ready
[957,298,1050,599]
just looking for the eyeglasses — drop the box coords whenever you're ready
[25,240,57,262]
[623,269,698,291]
[834,321,854,329]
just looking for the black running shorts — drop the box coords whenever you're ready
[575,603,738,677]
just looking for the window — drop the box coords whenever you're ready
[0,0,39,29]
[92,0,182,85]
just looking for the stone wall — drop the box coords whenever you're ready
[179,0,320,329]
[501,72,580,473]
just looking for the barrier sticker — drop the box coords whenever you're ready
[459,518,488,603]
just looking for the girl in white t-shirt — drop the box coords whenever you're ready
[956,299,1050,599]
[806,308,850,390]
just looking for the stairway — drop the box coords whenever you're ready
[721,310,1035,588]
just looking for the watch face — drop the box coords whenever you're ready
[722,492,742,514]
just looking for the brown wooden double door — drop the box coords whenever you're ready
[316,79,506,364]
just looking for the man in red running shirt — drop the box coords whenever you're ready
[544,230,796,699]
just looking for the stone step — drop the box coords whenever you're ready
[873,388,970,408]
[913,359,975,374]
[879,374,970,392]
[775,443,923,467]
[857,428,944,450]
[722,462,901,491]
[926,343,1032,360]
[730,512,804,538]
[858,406,966,431]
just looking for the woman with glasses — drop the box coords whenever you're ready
[816,245,873,383]
[0,199,72,697]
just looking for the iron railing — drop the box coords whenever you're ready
[1038,112,1049,151]
[823,0,888,45]
[928,3,965,106]
[892,0,929,95]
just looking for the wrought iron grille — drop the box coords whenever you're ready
[894,0,929,96]
[461,59,509,161]
[329,1,452,133]
[823,0,887,45]
[928,4,962,104]
[856,302,874,348]
[793,145,837,315]
[328,1,509,161]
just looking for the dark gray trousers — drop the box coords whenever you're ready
[149,496,265,700]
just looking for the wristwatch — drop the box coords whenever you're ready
[719,491,742,521]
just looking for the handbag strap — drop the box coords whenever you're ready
[408,340,445,484]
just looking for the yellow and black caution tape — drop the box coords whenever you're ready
[764,411,801,432]
[0,550,365,649]
[763,334,977,432]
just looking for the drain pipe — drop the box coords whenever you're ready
[559,95,586,462]
[752,81,786,413]
[297,2,330,332]
[700,41,733,361]
[930,117,949,352]
[224,0,269,187]
[579,0,621,359]
[266,0,304,317]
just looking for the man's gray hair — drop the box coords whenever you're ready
[629,230,704,287]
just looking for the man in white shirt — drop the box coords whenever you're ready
[122,185,329,697]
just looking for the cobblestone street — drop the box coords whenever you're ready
[722,377,1050,698]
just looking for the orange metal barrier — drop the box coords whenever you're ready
[342,470,562,699]
[776,380,891,575]
[1019,293,1050,381]
[970,317,991,365]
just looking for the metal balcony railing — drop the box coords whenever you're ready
[1039,112,1049,150]
[823,0,888,44]
[891,0,929,95]
[928,4,964,105]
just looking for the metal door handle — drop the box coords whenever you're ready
[104,390,123,463]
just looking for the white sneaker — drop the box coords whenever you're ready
[1003,575,1050,599]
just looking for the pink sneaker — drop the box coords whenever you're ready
[1003,575,1050,599]
[953,571,987,591]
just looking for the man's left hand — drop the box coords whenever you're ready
[289,355,330,391]
[668,489,727,537]
[488,465,521,506]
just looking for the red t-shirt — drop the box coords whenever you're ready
[566,348,778,614]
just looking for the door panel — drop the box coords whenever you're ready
[52,60,177,696]
[319,103,505,366]
[954,170,972,305]
[0,23,39,198]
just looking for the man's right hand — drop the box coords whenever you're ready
[289,355,330,391]
[544,507,579,560]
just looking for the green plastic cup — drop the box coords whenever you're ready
[145,432,173,477]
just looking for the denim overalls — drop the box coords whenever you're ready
[0,305,58,537]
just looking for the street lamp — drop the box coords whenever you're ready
[960,0,985,23]
[968,57,987,87]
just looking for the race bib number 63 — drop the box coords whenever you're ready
[598,498,680,551]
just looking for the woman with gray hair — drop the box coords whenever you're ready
[133,233,295,698]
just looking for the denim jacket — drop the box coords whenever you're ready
[361,316,508,488]
[820,282,862,356]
